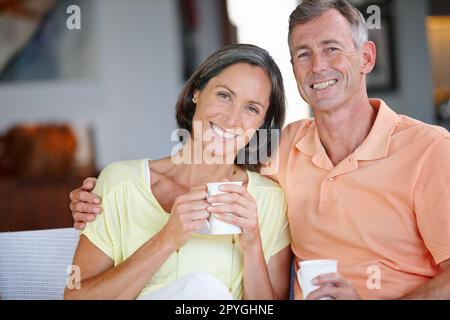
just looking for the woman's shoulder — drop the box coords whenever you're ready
[99,159,145,180]
[94,159,147,196]
[247,170,284,194]
[247,171,287,227]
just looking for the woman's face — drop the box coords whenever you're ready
[191,62,271,162]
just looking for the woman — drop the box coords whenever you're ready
[65,44,291,300]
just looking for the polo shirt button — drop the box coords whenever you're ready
[328,177,334,182]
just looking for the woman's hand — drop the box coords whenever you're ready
[206,184,260,251]
[161,185,210,250]
[69,177,102,230]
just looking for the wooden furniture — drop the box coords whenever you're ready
[0,123,96,232]
[0,177,85,232]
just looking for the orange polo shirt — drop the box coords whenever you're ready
[271,99,450,299]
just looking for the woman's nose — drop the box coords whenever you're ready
[224,106,242,128]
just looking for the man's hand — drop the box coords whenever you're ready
[69,177,102,230]
[401,259,450,299]
[306,272,361,300]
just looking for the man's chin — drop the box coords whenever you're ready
[309,100,338,112]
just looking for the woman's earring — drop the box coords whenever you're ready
[192,97,197,104]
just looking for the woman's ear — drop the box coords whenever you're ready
[361,41,376,74]
[192,90,200,104]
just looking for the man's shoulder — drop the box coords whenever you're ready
[395,115,450,144]
[281,118,315,144]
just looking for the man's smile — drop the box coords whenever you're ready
[310,79,338,91]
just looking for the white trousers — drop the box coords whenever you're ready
[138,272,234,300]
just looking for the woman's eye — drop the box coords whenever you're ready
[218,92,231,100]
[247,105,259,114]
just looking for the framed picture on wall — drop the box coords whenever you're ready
[0,0,96,83]
[353,0,397,92]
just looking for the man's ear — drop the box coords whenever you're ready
[361,41,376,74]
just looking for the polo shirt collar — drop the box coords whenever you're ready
[295,120,323,157]
[356,99,398,161]
[295,119,333,170]
[295,99,399,162]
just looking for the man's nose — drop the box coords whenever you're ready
[311,53,328,74]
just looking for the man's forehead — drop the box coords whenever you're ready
[295,39,344,50]
[290,12,354,48]
[291,28,350,49]
[292,9,353,35]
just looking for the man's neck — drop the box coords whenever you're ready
[314,99,377,166]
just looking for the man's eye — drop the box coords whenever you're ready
[328,47,339,52]
[298,52,309,59]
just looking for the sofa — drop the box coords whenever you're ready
[0,228,296,300]
[0,228,78,299]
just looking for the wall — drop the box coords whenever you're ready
[427,17,450,88]
[0,0,183,169]
[93,0,182,168]
[196,0,225,64]
[0,0,439,171]
[376,0,434,123]
[0,0,227,170]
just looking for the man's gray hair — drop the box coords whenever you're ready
[288,0,368,50]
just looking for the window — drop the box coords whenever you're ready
[227,0,310,126]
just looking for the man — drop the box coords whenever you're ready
[70,0,450,299]
[272,0,450,299]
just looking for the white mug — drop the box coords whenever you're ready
[297,259,338,300]
[206,182,243,235]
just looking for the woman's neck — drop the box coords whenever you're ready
[163,141,242,189]
[171,163,240,189]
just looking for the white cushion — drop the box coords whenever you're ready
[0,228,78,300]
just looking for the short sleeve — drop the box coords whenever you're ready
[261,149,281,183]
[261,121,303,186]
[80,165,120,261]
[414,138,450,265]
[271,191,291,256]
[254,184,291,261]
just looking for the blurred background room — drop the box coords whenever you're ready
[0,0,449,231]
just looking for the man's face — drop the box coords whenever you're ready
[290,9,368,112]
